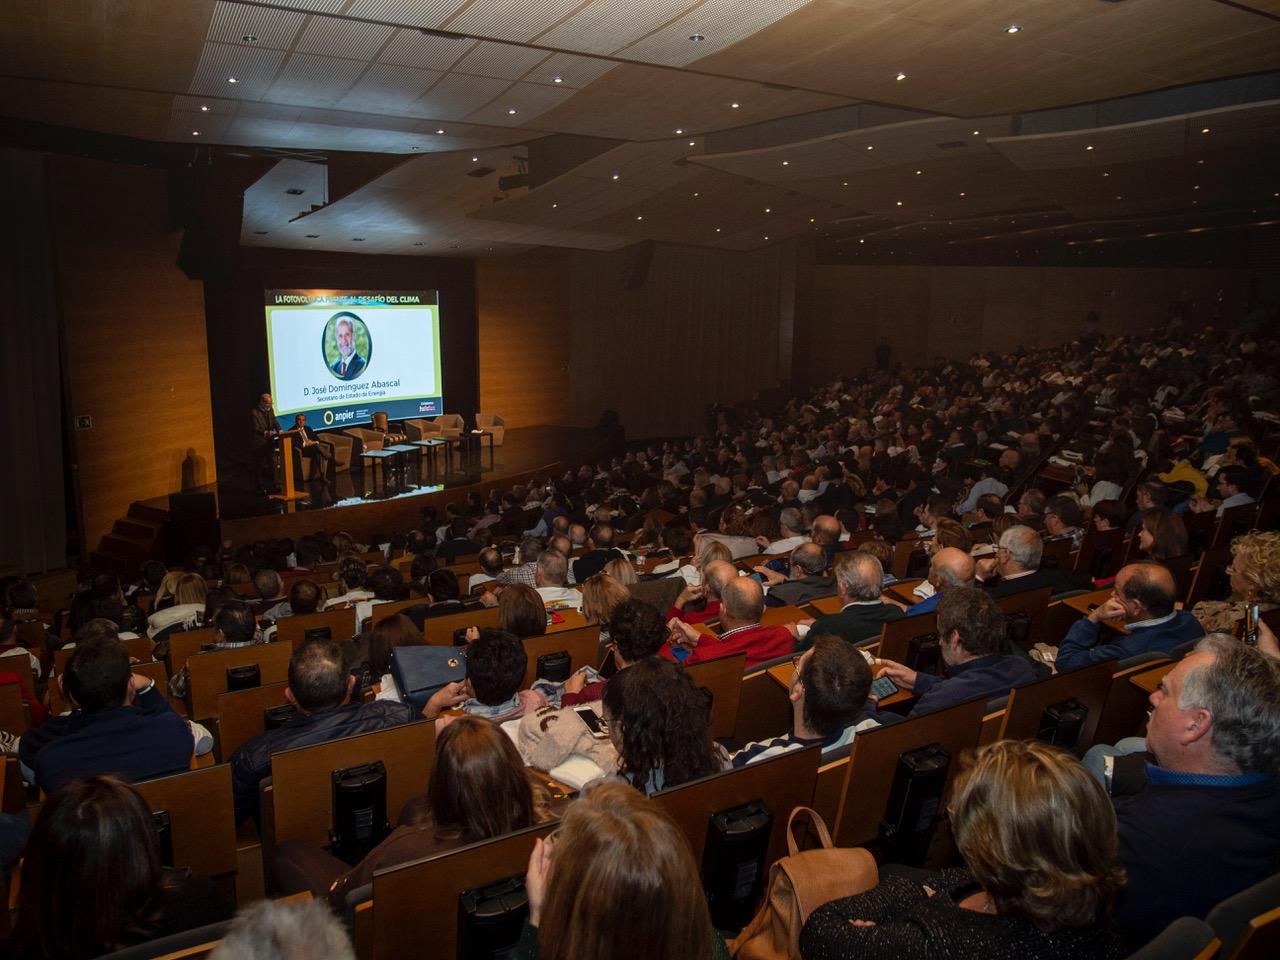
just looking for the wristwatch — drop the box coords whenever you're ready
[137,678,157,697]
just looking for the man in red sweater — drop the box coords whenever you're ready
[666,560,736,625]
[663,576,796,669]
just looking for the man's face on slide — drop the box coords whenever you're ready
[337,321,354,359]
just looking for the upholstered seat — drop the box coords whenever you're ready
[403,418,443,442]
[431,414,465,438]
[474,412,505,445]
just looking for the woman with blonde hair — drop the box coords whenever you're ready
[801,740,1124,959]
[601,556,637,586]
[520,780,728,959]
[1192,530,1280,634]
[146,572,207,639]
[581,573,631,630]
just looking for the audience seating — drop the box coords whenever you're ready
[1123,917,1219,960]
[1092,658,1175,748]
[685,653,747,740]
[995,586,1052,651]
[999,658,1116,754]
[877,612,942,674]
[274,608,358,649]
[96,920,231,960]
[1075,526,1126,580]
[133,764,239,890]
[167,628,218,675]
[520,626,602,689]
[0,683,30,736]
[422,606,500,646]
[214,681,290,761]
[186,641,292,721]
[367,599,427,629]
[1040,537,1075,571]
[734,667,795,746]
[402,418,442,442]
[1207,873,1280,960]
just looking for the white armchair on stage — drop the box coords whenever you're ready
[474,413,506,445]
[431,414,465,438]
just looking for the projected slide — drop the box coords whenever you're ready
[264,289,443,429]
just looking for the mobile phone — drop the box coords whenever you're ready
[1244,603,1261,646]
[871,675,897,700]
[575,707,610,739]
[671,645,692,663]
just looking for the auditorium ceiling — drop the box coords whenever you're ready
[2,0,1279,256]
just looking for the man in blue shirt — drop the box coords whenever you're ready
[1057,562,1204,671]
[903,547,975,617]
[875,587,1038,718]
[1110,636,1280,947]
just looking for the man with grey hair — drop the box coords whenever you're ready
[755,543,836,607]
[901,547,975,617]
[534,549,583,610]
[977,524,1088,598]
[665,576,796,669]
[210,897,355,960]
[1108,636,1280,946]
[758,507,808,555]
[799,551,904,649]
[669,558,736,625]
[496,535,543,588]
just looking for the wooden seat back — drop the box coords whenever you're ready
[995,587,1052,651]
[367,599,427,630]
[878,613,942,673]
[53,635,153,674]
[733,669,794,746]
[1185,547,1232,610]
[833,697,987,847]
[215,682,290,761]
[685,653,747,740]
[653,744,821,872]
[276,608,358,649]
[520,626,601,689]
[133,764,238,880]
[999,658,1117,754]
[760,604,809,626]
[367,821,557,960]
[1074,526,1126,580]
[0,652,36,702]
[423,607,501,646]
[0,684,29,737]
[187,641,292,720]
[168,629,218,675]
[1092,658,1174,748]
[269,721,436,848]
[1039,536,1075,572]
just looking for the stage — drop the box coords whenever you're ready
[147,426,606,549]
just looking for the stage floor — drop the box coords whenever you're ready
[146,426,604,539]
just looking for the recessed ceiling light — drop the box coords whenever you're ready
[1115,195,1123,200]
[692,192,699,197]
[1086,145,1094,151]
[730,102,740,109]
[715,227,721,232]
[611,173,620,180]
[781,160,789,166]
[553,76,563,83]
[689,33,705,42]
[959,191,966,196]
[896,71,907,81]
[636,215,643,221]
[1197,159,1205,165]
[764,207,771,213]
[915,169,922,175]
[842,181,849,186]
[552,203,558,208]
[242,34,258,43]
[896,201,903,206]
[1005,24,1021,34]
[764,235,769,240]
[436,128,445,134]
[1193,185,1200,190]
[1201,127,1210,134]
[688,141,695,147]
[507,108,517,115]
[191,130,200,136]
[200,105,210,112]
[471,156,479,162]
[1102,172,1110,177]
[226,76,238,83]
[866,145,874,151]
[859,239,865,244]
[809,218,815,222]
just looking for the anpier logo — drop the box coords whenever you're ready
[323,410,334,426]
[322,409,355,427]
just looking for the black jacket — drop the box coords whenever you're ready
[230,699,416,823]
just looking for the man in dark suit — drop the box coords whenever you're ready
[250,392,279,491]
[570,523,626,582]
[287,413,332,484]
[798,551,904,649]
[331,316,366,379]
[978,524,1089,598]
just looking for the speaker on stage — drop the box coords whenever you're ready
[167,492,219,566]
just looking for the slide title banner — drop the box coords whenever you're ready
[264,288,443,429]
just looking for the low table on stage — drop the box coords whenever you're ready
[384,444,421,490]
[360,449,399,499]
[470,429,496,470]
[411,438,449,484]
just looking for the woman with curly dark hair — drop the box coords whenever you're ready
[601,657,727,795]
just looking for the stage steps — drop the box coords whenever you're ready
[89,501,168,577]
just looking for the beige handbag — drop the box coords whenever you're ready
[728,805,879,960]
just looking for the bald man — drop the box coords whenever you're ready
[1056,562,1204,671]
[809,514,843,566]
[664,576,796,669]
[755,543,836,607]
[668,559,737,625]
[902,547,976,618]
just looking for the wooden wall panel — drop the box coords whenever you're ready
[48,156,215,553]
[476,248,572,429]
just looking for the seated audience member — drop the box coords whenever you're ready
[1136,508,1188,563]
[877,588,1038,718]
[956,462,1009,516]
[601,556,638,586]
[580,573,631,639]
[324,555,372,609]
[145,572,207,640]
[758,506,808,554]
[270,577,322,622]
[601,657,727,794]
[495,583,549,639]
[249,568,287,616]
[1191,530,1278,634]
[755,543,836,607]
[563,599,667,707]
[1189,464,1255,517]
[570,523,626,582]
[1108,636,1280,947]
[10,776,232,959]
[534,549,584,611]
[436,516,482,565]
[668,559,736,625]
[469,546,505,593]
[229,637,417,823]
[932,517,973,554]
[408,568,471,621]
[1015,488,1048,531]
[0,608,43,681]
[903,547,976,617]
[522,781,729,959]
[977,524,1089,598]
[19,639,192,793]
[808,513,844,566]
[963,493,1005,534]
[664,576,795,669]
[700,504,761,560]
[1043,494,1086,548]
[649,523,695,576]
[169,599,263,698]
[669,534,732,587]
[1056,563,1204,671]
[732,635,878,766]
[800,741,1123,960]
[801,552,903,648]
[426,628,547,730]
[1125,480,1168,532]
[208,898,354,960]
[1090,499,1130,532]
[273,716,558,906]
[365,613,425,701]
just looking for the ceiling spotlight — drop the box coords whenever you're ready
[200,105,209,112]
[730,102,740,109]
[689,33,705,42]
[226,76,239,83]
[436,128,445,134]
[764,207,771,213]
[191,130,200,136]
[916,169,922,175]
[1102,172,1110,177]
[507,108,517,115]
[675,128,684,135]
[471,156,479,162]
[781,160,789,166]
[636,215,643,220]
[552,203,558,208]
[1005,24,1021,34]
[866,145,874,151]
[693,192,699,197]
[1115,195,1123,200]
[1197,159,1205,165]
[859,239,865,244]
[688,140,695,146]
[896,71,907,81]
[1086,145,1094,151]
[764,235,769,240]
[842,181,849,186]
[1193,185,1200,190]
[611,173,620,180]
[715,227,721,232]
[972,130,980,135]
[896,201,903,206]
[959,191,966,196]
[1200,127,1210,134]
[553,76,563,83]
[809,218,815,222]
[242,34,258,43]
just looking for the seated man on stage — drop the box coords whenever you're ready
[285,413,332,485]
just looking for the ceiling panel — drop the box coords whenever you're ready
[463,80,577,125]
[208,0,306,50]
[415,72,514,116]
[188,41,288,100]
[452,40,550,80]
[378,28,475,70]
[537,0,697,55]
[267,52,369,107]
[346,0,470,27]
[619,0,816,66]
[294,14,397,60]
[336,62,445,112]
[444,0,589,43]
[522,52,619,88]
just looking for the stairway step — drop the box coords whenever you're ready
[127,502,169,524]
[114,518,161,541]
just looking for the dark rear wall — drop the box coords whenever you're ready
[203,247,478,483]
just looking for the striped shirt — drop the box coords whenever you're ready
[730,717,881,768]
